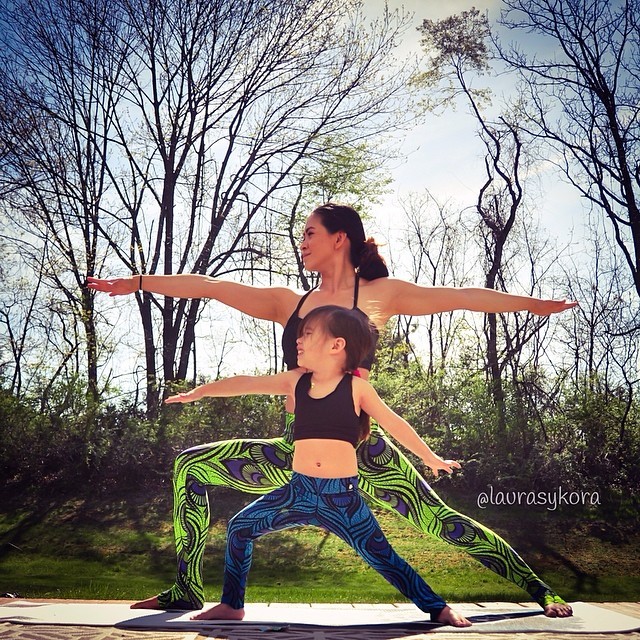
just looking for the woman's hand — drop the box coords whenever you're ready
[86,276,137,296]
[165,389,202,404]
[528,298,578,316]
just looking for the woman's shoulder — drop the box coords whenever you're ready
[360,275,411,292]
[357,276,411,323]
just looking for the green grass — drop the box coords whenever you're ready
[1,488,639,604]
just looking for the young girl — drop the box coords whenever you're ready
[163,305,471,627]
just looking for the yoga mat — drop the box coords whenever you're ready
[1,601,639,634]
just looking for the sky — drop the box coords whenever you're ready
[361,0,584,256]
[181,0,587,383]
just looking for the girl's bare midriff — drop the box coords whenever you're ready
[292,439,358,478]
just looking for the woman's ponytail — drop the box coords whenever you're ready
[312,203,389,281]
[356,237,389,280]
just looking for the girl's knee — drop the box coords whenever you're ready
[227,511,251,535]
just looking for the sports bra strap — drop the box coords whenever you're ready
[293,285,317,316]
[353,272,360,308]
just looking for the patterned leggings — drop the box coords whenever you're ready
[157,415,565,610]
[221,472,446,617]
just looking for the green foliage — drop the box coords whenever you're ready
[370,329,639,522]
[419,8,491,71]
[413,7,493,111]
[301,136,393,209]
[0,377,285,495]
[158,388,285,453]
[1,358,637,525]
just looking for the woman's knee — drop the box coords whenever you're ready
[174,441,228,474]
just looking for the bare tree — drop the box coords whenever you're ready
[497,0,640,299]
[559,216,640,438]
[417,8,560,435]
[0,0,132,403]
[0,0,415,414]
[98,0,414,412]
[395,191,475,375]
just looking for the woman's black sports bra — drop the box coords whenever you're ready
[281,275,379,370]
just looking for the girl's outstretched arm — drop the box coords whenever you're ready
[165,371,300,404]
[355,377,460,476]
[87,275,300,326]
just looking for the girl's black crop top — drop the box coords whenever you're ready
[281,275,379,370]
[293,373,360,448]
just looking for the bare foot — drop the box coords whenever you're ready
[191,603,245,621]
[544,602,573,618]
[436,605,472,627]
[130,596,161,610]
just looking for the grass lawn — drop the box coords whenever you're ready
[1,486,638,604]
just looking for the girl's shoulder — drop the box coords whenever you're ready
[351,374,374,395]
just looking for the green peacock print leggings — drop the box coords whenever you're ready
[157,414,566,610]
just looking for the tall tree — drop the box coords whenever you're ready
[559,217,640,437]
[417,8,556,434]
[95,0,413,413]
[0,0,414,414]
[497,0,640,299]
[395,191,475,375]
[0,0,132,403]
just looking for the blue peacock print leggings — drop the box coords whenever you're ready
[221,472,446,617]
[156,414,566,610]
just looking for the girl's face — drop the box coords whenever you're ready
[296,321,336,368]
[299,214,344,271]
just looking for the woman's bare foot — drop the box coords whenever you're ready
[544,602,573,617]
[436,605,472,627]
[130,596,161,610]
[191,603,245,621]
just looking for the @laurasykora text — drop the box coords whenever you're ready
[476,485,600,511]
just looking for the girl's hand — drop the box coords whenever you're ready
[423,455,461,476]
[86,276,137,296]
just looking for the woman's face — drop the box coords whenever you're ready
[299,213,343,271]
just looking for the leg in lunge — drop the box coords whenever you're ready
[131,426,294,610]
[193,480,325,621]
[356,422,572,617]
[193,473,470,627]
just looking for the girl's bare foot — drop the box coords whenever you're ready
[130,596,161,610]
[191,603,245,621]
[436,605,472,627]
[544,602,573,617]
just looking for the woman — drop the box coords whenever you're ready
[87,202,575,617]
[164,305,470,626]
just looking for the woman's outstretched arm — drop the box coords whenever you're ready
[377,278,577,318]
[87,274,301,326]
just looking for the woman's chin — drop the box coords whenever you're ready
[302,259,318,272]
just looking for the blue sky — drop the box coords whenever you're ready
[362,0,584,252]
